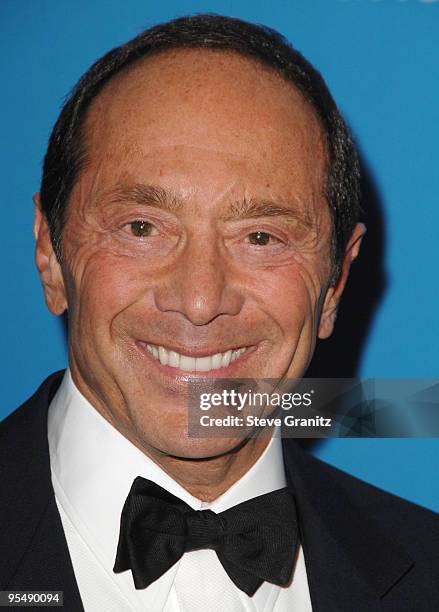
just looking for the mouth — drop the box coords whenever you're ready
[138,342,250,374]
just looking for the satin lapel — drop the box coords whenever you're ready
[0,371,84,612]
[282,439,414,612]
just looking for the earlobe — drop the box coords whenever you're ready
[317,287,338,340]
[33,193,67,315]
[318,222,366,339]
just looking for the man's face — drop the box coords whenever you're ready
[36,50,360,458]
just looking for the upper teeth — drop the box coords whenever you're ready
[145,344,247,371]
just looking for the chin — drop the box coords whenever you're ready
[143,429,248,461]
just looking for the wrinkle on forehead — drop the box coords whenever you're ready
[83,48,328,171]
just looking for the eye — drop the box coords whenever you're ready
[246,231,280,246]
[127,220,158,238]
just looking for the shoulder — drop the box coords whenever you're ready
[0,371,64,437]
[312,444,438,520]
[284,438,439,560]
[0,371,69,588]
[0,370,64,495]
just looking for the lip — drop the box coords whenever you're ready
[136,340,257,378]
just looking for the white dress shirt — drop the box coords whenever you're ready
[48,370,312,611]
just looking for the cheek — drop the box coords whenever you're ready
[249,261,321,337]
[65,249,153,334]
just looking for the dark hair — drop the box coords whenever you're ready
[40,13,361,277]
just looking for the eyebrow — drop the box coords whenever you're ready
[222,197,315,228]
[106,184,183,213]
[105,183,315,227]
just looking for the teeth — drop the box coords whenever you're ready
[211,353,223,369]
[222,350,232,368]
[180,355,196,371]
[158,346,169,366]
[196,356,212,372]
[144,344,247,372]
[168,350,180,368]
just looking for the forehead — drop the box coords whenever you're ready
[81,48,327,205]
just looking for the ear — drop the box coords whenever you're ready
[33,193,67,315]
[318,222,366,339]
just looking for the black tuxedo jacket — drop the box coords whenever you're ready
[1,371,439,611]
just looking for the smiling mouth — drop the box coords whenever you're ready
[141,342,248,373]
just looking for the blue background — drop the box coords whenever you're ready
[1,0,438,511]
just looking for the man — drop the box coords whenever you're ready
[1,14,438,612]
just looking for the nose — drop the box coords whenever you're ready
[153,235,244,326]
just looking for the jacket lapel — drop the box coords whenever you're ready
[282,439,414,611]
[0,371,84,612]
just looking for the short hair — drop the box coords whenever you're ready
[40,13,361,279]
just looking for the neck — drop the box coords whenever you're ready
[145,434,273,502]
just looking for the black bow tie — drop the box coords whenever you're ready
[113,477,299,597]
